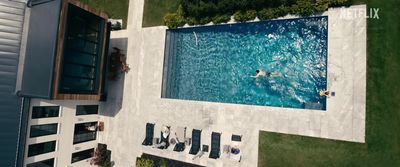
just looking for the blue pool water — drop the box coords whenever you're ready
[162,17,328,110]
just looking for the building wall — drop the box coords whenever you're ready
[0,0,26,166]
[24,99,101,167]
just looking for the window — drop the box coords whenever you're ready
[73,122,97,144]
[71,148,94,163]
[32,106,59,119]
[28,141,56,157]
[59,4,105,94]
[76,105,98,115]
[30,123,58,138]
[27,158,54,167]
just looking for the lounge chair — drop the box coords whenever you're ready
[173,126,186,152]
[230,134,242,162]
[142,123,155,146]
[189,129,201,155]
[209,132,221,159]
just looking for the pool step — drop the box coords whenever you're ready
[304,102,323,110]
[162,30,179,98]
[161,31,171,98]
[168,32,178,98]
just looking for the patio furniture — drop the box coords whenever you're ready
[189,129,202,155]
[209,132,221,159]
[230,134,242,162]
[192,144,208,160]
[170,138,176,145]
[98,122,104,131]
[202,145,209,152]
[223,145,230,154]
[173,126,186,152]
[185,137,191,146]
[142,123,154,146]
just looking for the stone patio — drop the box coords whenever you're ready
[98,1,366,166]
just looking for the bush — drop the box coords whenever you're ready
[199,17,212,25]
[164,13,185,28]
[234,10,257,22]
[329,0,349,7]
[275,5,291,17]
[136,158,154,167]
[291,0,314,16]
[314,0,330,13]
[212,15,231,24]
[159,159,167,167]
[185,17,199,26]
[258,8,276,20]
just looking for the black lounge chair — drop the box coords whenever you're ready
[189,129,201,155]
[142,123,154,146]
[174,142,185,152]
[209,132,221,159]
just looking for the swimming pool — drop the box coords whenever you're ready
[162,16,328,110]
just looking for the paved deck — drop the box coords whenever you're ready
[99,1,367,166]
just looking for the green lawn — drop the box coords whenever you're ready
[142,0,180,27]
[80,0,129,29]
[258,0,400,166]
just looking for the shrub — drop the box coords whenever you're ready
[275,5,291,17]
[291,0,314,16]
[199,17,212,25]
[234,10,257,22]
[258,8,276,20]
[329,0,349,7]
[314,0,330,13]
[185,17,199,26]
[212,15,231,24]
[164,13,185,28]
[159,159,167,167]
[136,158,154,167]
[246,10,257,20]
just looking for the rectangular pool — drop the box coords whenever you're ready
[162,17,328,110]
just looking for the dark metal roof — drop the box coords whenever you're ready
[0,1,26,166]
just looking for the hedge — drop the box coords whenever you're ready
[291,0,314,16]
[234,10,257,22]
[212,15,231,24]
[165,0,349,28]
[163,13,185,29]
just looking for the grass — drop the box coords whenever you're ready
[142,0,180,27]
[79,0,129,29]
[258,0,400,166]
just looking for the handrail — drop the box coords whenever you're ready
[27,0,55,7]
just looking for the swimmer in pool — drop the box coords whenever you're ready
[319,90,330,97]
[251,69,270,78]
[251,69,281,78]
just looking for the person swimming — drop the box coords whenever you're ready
[251,69,271,78]
[319,90,330,97]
